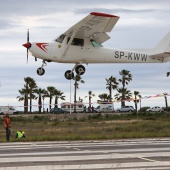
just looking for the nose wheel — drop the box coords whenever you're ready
[37,68,45,76]
[37,60,47,76]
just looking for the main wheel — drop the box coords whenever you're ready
[75,65,85,75]
[37,68,45,76]
[64,70,74,80]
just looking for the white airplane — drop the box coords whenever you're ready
[23,12,170,80]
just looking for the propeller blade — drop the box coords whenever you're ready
[27,29,29,42]
[23,29,31,64]
[27,49,28,63]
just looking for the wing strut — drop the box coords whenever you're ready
[62,30,77,57]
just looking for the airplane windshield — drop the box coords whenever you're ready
[55,34,65,43]
[90,40,103,47]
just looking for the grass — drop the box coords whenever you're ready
[0,112,170,142]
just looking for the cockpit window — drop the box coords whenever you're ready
[55,34,65,43]
[90,39,103,47]
[67,38,84,47]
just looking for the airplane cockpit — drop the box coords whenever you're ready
[55,34,102,47]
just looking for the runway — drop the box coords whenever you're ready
[0,138,170,169]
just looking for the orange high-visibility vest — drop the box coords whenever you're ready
[4,118,11,128]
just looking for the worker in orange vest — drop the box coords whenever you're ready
[4,114,11,141]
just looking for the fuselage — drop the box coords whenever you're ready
[29,37,162,64]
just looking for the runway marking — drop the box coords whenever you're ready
[139,156,159,162]
[0,139,170,169]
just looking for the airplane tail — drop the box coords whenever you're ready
[154,31,170,53]
[149,32,170,62]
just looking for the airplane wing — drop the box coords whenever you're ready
[63,12,119,44]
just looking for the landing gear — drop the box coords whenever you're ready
[37,60,47,76]
[37,68,45,76]
[36,60,86,79]
[64,70,74,80]
[75,65,85,75]
[64,64,86,80]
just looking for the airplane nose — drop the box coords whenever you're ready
[22,42,31,49]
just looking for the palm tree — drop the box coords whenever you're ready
[118,70,132,106]
[106,76,118,102]
[34,88,47,113]
[24,77,37,112]
[85,90,95,108]
[114,88,132,104]
[17,77,37,113]
[17,88,28,113]
[42,92,48,112]
[163,92,168,111]
[98,93,110,101]
[73,75,85,112]
[46,86,56,111]
[133,91,141,111]
[54,89,65,108]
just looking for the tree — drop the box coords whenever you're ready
[25,77,37,112]
[85,91,95,108]
[163,92,168,110]
[17,88,28,113]
[73,75,85,112]
[118,70,132,106]
[34,88,47,113]
[17,77,37,113]
[46,86,56,111]
[133,91,141,111]
[54,89,65,108]
[98,93,110,101]
[114,88,132,104]
[106,76,118,102]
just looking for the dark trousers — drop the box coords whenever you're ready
[5,128,10,141]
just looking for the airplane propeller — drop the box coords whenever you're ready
[23,29,31,63]
[22,29,37,62]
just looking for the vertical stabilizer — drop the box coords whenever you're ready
[154,31,170,53]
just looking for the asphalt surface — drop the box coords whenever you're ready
[0,138,170,169]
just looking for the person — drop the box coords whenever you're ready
[4,114,11,142]
[84,106,86,113]
[91,106,94,113]
[15,130,26,139]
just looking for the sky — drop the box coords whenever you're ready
[0,0,170,111]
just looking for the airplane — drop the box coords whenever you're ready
[23,12,170,80]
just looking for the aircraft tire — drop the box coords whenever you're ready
[65,70,74,80]
[37,68,45,76]
[75,65,85,75]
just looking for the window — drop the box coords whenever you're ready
[55,34,65,43]
[67,38,84,46]
[90,39,102,47]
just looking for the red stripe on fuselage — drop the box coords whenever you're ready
[36,43,49,53]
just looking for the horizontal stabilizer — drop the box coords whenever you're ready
[150,52,170,62]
